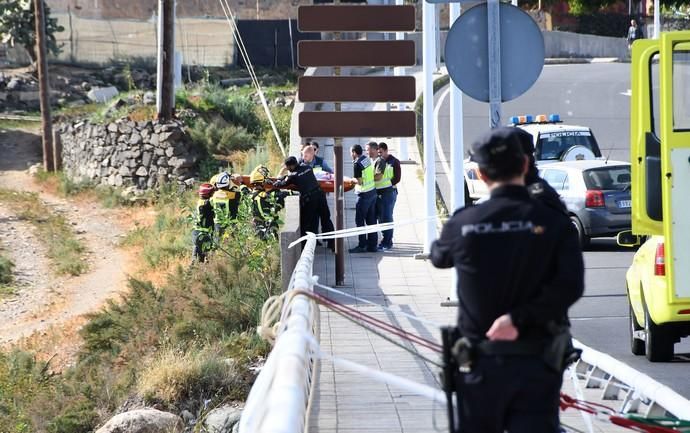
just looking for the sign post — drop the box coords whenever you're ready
[298,5,416,285]
[487,0,502,128]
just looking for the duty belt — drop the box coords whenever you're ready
[303,188,321,197]
[476,339,546,356]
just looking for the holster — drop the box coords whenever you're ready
[542,324,581,373]
[451,337,476,373]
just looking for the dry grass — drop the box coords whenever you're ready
[0,188,88,276]
[137,346,239,405]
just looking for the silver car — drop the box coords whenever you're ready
[538,160,631,248]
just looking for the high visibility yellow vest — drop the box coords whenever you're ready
[194,198,213,232]
[211,189,238,226]
[356,157,375,194]
[375,161,394,190]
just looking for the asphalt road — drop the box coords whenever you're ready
[434,62,690,397]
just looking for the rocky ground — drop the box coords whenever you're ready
[0,127,132,353]
[0,64,295,115]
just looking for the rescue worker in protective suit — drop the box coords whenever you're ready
[210,171,248,241]
[192,183,216,262]
[249,165,295,240]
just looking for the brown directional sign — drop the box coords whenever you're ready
[299,76,415,102]
[297,40,415,67]
[298,5,415,32]
[299,111,416,137]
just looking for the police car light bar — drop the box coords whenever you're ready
[509,114,561,125]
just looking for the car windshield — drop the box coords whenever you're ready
[582,166,631,191]
[536,131,601,160]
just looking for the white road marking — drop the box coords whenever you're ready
[621,89,632,96]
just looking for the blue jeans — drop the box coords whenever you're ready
[377,188,397,247]
[355,190,378,250]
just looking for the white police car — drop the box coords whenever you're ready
[463,114,603,202]
[510,114,603,163]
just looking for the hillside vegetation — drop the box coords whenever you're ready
[0,71,294,432]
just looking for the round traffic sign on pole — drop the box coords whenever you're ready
[444,3,544,103]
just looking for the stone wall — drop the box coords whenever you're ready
[59,119,200,191]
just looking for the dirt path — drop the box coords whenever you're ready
[0,128,132,346]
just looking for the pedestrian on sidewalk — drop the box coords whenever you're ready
[374,142,401,251]
[627,18,644,49]
[430,127,584,433]
[273,156,335,251]
[349,143,378,253]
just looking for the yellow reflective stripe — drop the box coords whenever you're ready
[254,194,268,219]
[356,158,376,193]
[375,163,394,189]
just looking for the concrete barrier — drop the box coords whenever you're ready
[543,30,628,59]
[405,30,628,64]
[279,195,301,291]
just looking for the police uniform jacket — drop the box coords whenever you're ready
[274,163,322,200]
[430,184,584,341]
[525,168,568,216]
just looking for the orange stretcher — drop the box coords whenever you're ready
[239,174,356,193]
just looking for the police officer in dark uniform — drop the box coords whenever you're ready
[274,156,335,250]
[514,128,568,216]
[431,127,584,433]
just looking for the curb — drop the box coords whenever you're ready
[545,57,622,64]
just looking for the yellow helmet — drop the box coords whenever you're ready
[250,165,270,185]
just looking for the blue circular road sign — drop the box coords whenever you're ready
[445,3,545,102]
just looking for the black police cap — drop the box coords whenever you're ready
[284,156,298,166]
[513,128,535,155]
[470,127,526,167]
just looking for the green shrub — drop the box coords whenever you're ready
[122,188,193,268]
[262,106,291,161]
[0,253,14,287]
[46,400,99,433]
[0,351,52,433]
[188,118,257,156]
[178,84,262,135]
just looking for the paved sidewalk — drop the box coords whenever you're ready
[293,68,627,433]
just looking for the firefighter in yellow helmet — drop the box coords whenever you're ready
[210,171,248,241]
[249,165,295,240]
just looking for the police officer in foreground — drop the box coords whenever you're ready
[431,127,584,433]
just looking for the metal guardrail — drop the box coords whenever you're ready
[238,256,690,432]
[239,236,319,433]
[573,338,690,420]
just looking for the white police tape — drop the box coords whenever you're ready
[301,331,447,405]
[287,215,440,249]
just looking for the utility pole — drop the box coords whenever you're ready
[34,0,54,172]
[157,0,175,121]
